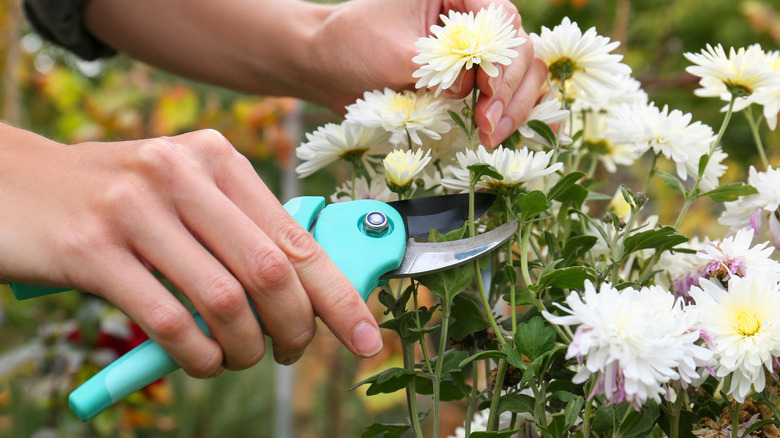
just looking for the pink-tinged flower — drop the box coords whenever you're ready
[719,166,780,249]
[697,227,780,282]
[543,281,712,409]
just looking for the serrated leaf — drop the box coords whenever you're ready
[623,226,688,255]
[361,423,410,438]
[450,295,491,341]
[377,290,396,311]
[562,236,598,265]
[501,342,527,370]
[701,182,758,202]
[656,170,686,194]
[537,265,597,290]
[515,316,556,361]
[516,190,549,222]
[527,119,558,146]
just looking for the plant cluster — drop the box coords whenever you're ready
[295,5,780,437]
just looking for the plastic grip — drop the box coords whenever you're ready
[67,197,407,421]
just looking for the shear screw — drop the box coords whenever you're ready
[364,211,389,237]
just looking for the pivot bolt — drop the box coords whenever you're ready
[364,211,389,237]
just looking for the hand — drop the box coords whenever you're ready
[309,0,548,147]
[0,125,383,377]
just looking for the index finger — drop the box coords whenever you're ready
[188,132,384,359]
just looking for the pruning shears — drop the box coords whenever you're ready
[10,194,517,421]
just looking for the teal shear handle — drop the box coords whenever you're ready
[10,196,407,421]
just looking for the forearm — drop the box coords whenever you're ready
[83,0,333,103]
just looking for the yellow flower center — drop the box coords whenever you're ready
[735,310,761,337]
[388,94,417,120]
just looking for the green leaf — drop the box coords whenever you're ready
[564,396,585,430]
[470,430,521,438]
[547,172,585,201]
[623,226,688,255]
[448,110,468,134]
[417,264,473,307]
[537,266,597,290]
[538,413,569,437]
[619,402,660,437]
[350,367,417,395]
[501,342,527,370]
[701,182,758,202]
[468,163,503,184]
[361,423,410,438]
[656,170,686,194]
[485,393,536,415]
[527,119,558,146]
[449,295,491,341]
[458,350,507,368]
[377,290,396,311]
[562,236,598,266]
[516,190,549,222]
[515,316,556,361]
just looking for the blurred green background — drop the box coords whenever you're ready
[0,0,778,436]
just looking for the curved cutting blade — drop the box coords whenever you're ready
[380,220,518,279]
[388,193,496,239]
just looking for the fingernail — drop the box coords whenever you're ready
[351,321,383,357]
[486,101,503,134]
[492,117,514,144]
[209,366,225,379]
[450,76,463,95]
[280,352,303,366]
[488,75,500,95]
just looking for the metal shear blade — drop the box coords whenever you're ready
[382,220,519,279]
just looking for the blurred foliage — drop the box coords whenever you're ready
[0,0,779,436]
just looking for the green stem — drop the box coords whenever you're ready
[581,376,595,437]
[475,259,508,346]
[504,196,518,336]
[732,400,741,438]
[412,284,433,373]
[642,154,658,195]
[464,359,480,436]
[403,341,425,438]
[745,105,769,170]
[432,299,452,438]
[669,387,684,438]
[486,358,509,431]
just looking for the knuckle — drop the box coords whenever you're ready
[285,326,316,352]
[248,246,294,291]
[128,138,183,177]
[186,349,224,378]
[321,284,362,319]
[205,274,246,319]
[147,303,191,341]
[276,223,320,266]
[226,344,266,371]
[191,129,236,157]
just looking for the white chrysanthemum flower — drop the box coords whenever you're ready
[683,148,728,193]
[544,281,712,408]
[383,148,432,192]
[576,110,639,173]
[685,44,780,104]
[698,228,780,283]
[295,122,392,177]
[690,275,780,402]
[413,4,526,94]
[605,102,715,181]
[345,88,456,147]
[441,145,562,194]
[655,236,709,300]
[530,17,631,99]
[330,176,397,204]
[754,50,780,130]
[517,94,572,147]
[719,166,780,248]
